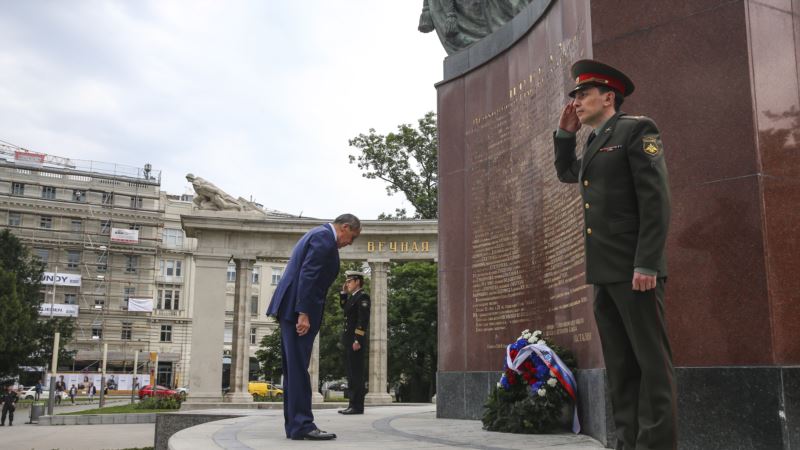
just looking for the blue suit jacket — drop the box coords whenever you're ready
[266,225,340,330]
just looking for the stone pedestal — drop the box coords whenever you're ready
[223,258,253,403]
[184,255,228,403]
[436,0,800,448]
[365,260,392,404]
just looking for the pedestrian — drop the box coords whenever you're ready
[34,380,42,401]
[338,270,370,415]
[69,384,77,404]
[55,378,64,405]
[87,383,97,403]
[553,59,676,450]
[1,385,18,426]
[266,214,361,440]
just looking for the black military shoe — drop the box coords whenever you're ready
[341,408,363,415]
[338,407,352,414]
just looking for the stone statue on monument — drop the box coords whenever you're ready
[417,0,532,55]
[185,173,265,214]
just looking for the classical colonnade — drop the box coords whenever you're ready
[180,211,437,405]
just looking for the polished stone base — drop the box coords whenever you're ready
[437,366,800,449]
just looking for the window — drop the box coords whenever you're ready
[96,253,107,272]
[271,267,282,285]
[161,260,182,277]
[72,189,86,202]
[100,220,111,234]
[160,325,172,342]
[250,295,259,316]
[34,248,49,262]
[157,286,180,310]
[123,287,135,309]
[66,250,81,269]
[95,297,104,306]
[129,223,140,231]
[71,220,82,232]
[7,212,21,227]
[250,327,257,345]
[130,196,142,209]
[162,228,184,247]
[125,255,139,273]
[227,264,236,282]
[41,186,56,200]
[11,182,24,195]
[252,266,260,284]
[91,327,103,339]
[64,293,77,305]
[39,215,53,229]
[121,322,132,340]
[102,192,114,206]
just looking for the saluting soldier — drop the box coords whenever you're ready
[338,270,370,415]
[553,59,677,450]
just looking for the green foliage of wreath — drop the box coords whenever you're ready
[482,340,578,434]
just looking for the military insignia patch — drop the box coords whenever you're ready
[643,136,661,156]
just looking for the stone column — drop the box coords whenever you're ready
[365,260,392,404]
[184,255,228,404]
[224,258,254,403]
[309,335,323,403]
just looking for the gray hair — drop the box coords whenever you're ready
[333,213,361,230]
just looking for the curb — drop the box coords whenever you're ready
[38,413,157,426]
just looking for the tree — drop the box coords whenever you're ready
[348,111,438,219]
[0,230,75,378]
[255,326,282,383]
[387,261,438,402]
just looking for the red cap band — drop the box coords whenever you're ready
[576,73,626,95]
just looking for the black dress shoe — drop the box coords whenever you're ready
[338,407,352,414]
[341,408,363,415]
[291,428,337,440]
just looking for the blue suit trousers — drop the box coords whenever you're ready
[280,317,318,438]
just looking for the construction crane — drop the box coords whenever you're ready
[0,140,76,169]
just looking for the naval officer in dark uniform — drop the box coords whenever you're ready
[553,59,677,450]
[338,270,370,415]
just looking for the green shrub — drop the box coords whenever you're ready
[136,396,181,410]
[252,393,282,402]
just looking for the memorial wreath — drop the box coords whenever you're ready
[482,329,580,434]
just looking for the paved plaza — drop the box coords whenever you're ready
[2,404,604,450]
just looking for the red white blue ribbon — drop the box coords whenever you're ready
[506,342,581,433]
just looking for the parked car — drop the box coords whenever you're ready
[248,381,283,399]
[20,386,68,401]
[138,384,180,400]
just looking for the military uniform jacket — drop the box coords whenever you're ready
[1,391,18,408]
[554,112,671,284]
[339,289,371,347]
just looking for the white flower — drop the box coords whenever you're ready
[533,330,542,337]
[497,382,502,388]
[536,339,545,345]
[522,332,532,339]
[527,336,537,343]
[522,329,530,335]
[547,378,558,387]
[537,388,547,397]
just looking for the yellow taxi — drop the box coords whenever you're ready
[247,381,283,399]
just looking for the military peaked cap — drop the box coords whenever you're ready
[345,270,365,280]
[569,59,635,98]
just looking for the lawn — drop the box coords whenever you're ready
[60,403,177,415]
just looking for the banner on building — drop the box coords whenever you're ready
[41,272,82,287]
[15,150,45,166]
[47,373,151,391]
[111,228,139,244]
[38,303,79,317]
[128,298,154,312]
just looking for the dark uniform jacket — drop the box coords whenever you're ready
[554,112,671,284]
[340,289,371,347]
[1,391,18,409]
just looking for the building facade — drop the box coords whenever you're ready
[0,148,281,389]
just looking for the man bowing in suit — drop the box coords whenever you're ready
[266,214,361,440]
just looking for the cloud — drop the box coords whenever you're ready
[0,0,446,219]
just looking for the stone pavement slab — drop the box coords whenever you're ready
[169,405,604,450]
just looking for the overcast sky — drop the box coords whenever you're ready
[0,1,446,219]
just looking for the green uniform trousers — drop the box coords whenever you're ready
[593,279,677,450]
